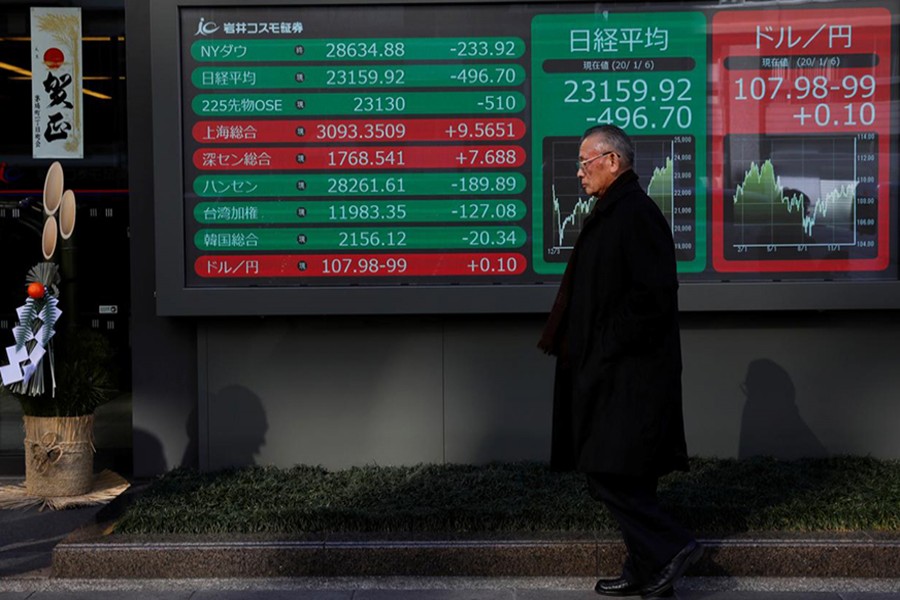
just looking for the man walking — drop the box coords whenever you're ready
[539,124,702,598]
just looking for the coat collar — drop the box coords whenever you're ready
[592,169,639,215]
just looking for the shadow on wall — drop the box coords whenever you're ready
[738,358,828,460]
[194,384,268,470]
[132,428,168,475]
[662,358,834,545]
[133,383,268,474]
[180,404,199,469]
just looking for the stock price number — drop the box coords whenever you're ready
[565,77,692,104]
[354,96,407,113]
[338,230,408,248]
[325,41,405,59]
[734,74,876,101]
[327,176,405,194]
[328,203,408,221]
[326,68,405,86]
[321,256,408,274]
[565,78,694,130]
[315,122,407,141]
[328,149,405,167]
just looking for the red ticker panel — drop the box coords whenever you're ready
[192,118,527,143]
[711,8,891,273]
[196,253,527,277]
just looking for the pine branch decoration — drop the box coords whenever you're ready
[26,263,60,295]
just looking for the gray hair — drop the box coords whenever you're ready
[581,124,634,169]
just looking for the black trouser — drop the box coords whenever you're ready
[586,472,694,584]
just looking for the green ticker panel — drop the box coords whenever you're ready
[191,37,526,62]
[192,91,525,116]
[531,12,707,274]
[192,64,527,89]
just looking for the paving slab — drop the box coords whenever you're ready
[1,577,900,598]
[0,502,102,578]
[356,591,515,600]
[25,593,191,600]
[192,593,352,600]
[671,593,841,600]
[516,590,598,600]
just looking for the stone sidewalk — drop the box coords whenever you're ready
[1,479,899,599]
[2,577,900,598]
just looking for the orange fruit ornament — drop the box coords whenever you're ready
[27,282,45,299]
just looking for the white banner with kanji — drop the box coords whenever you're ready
[31,7,83,159]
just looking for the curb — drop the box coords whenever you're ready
[53,531,900,579]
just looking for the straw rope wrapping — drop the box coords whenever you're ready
[23,415,95,497]
[25,430,95,474]
[0,470,129,511]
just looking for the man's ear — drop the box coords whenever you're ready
[609,154,622,175]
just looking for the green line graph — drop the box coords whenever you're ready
[734,159,856,239]
[550,185,594,249]
[646,156,674,223]
[733,158,858,245]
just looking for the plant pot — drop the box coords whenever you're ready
[23,414,95,497]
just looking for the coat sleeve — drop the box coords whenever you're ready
[606,197,679,356]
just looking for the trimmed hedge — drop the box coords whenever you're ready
[114,457,900,535]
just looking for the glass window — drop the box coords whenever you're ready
[0,3,131,475]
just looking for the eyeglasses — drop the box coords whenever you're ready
[576,151,617,171]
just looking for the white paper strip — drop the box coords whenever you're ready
[28,344,46,365]
[1,345,30,386]
[6,345,28,365]
[0,363,23,385]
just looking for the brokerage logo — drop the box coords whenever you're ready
[195,17,219,36]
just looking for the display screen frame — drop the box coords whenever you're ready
[148,0,900,315]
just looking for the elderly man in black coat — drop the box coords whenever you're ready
[539,124,702,598]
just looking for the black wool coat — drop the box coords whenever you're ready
[550,170,689,477]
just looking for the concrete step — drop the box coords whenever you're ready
[53,530,900,579]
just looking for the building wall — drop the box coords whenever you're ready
[131,310,900,475]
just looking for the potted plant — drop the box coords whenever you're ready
[0,162,118,502]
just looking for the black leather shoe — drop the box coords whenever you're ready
[596,578,673,598]
[595,577,643,596]
[640,541,704,598]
